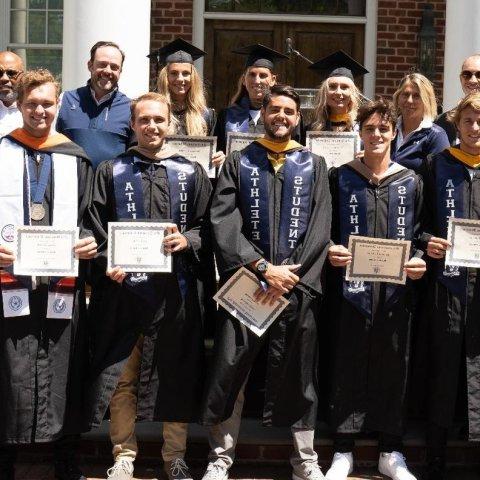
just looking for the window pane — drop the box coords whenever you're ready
[48,0,63,8]
[10,10,27,43]
[17,48,63,78]
[47,11,62,43]
[234,0,259,12]
[28,11,46,43]
[29,0,46,8]
[206,0,232,11]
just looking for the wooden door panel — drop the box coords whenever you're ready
[204,19,365,112]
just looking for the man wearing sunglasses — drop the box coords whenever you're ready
[435,54,480,144]
[0,51,23,137]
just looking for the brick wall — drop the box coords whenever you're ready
[149,0,193,87]
[376,0,446,106]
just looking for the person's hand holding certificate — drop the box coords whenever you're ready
[107,222,172,273]
[446,217,480,267]
[214,267,289,337]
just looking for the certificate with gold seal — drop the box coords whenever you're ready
[108,222,171,273]
[345,236,411,285]
[13,225,79,277]
[446,217,480,268]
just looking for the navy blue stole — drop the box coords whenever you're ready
[225,96,251,134]
[112,155,195,303]
[338,166,416,318]
[238,142,313,264]
[435,155,468,302]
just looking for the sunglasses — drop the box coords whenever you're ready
[0,69,21,79]
[461,70,480,80]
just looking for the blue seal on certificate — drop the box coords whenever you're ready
[53,298,67,314]
[8,295,22,311]
[1,224,14,243]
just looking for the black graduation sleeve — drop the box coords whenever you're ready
[210,151,263,274]
[78,157,95,239]
[417,155,436,248]
[411,173,426,258]
[213,108,228,154]
[288,155,332,296]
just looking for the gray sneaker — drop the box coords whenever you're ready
[164,458,193,480]
[201,463,229,480]
[293,462,325,480]
[106,459,134,480]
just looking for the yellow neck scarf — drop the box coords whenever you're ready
[256,138,303,172]
[329,113,350,123]
[447,147,480,168]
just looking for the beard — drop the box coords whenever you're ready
[0,89,17,104]
[264,122,294,142]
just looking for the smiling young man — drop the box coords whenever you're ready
[57,41,132,170]
[325,99,425,480]
[201,84,332,480]
[0,69,96,480]
[0,51,24,137]
[86,92,213,480]
[420,92,480,479]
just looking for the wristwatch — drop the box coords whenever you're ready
[255,259,269,274]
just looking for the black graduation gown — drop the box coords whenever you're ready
[200,144,332,429]
[420,150,480,441]
[214,97,304,153]
[327,162,424,437]
[0,136,93,444]
[85,152,213,427]
[173,107,216,136]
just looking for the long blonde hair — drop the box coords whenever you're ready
[156,63,208,136]
[311,77,361,131]
[393,73,438,122]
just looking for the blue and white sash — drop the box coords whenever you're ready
[0,137,78,318]
[239,142,313,264]
[112,155,195,302]
[338,166,415,318]
[225,97,251,134]
[435,155,468,302]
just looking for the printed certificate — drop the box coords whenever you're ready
[214,267,289,337]
[226,132,264,156]
[306,131,359,168]
[165,135,217,178]
[14,226,79,277]
[346,235,411,285]
[446,217,480,268]
[108,222,171,273]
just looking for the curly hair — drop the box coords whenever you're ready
[16,68,60,104]
[356,98,397,130]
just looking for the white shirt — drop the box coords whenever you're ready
[0,101,22,138]
[249,109,261,125]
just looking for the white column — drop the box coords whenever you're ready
[443,0,480,110]
[62,0,150,98]
[363,0,378,100]
[192,0,205,77]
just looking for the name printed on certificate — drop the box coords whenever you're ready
[446,217,480,268]
[165,135,216,178]
[306,131,359,169]
[214,267,289,337]
[346,235,411,285]
[13,225,79,277]
[226,132,265,156]
[108,222,172,273]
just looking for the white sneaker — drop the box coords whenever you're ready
[292,462,325,480]
[378,451,417,480]
[106,458,134,480]
[325,452,353,480]
[201,463,229,480]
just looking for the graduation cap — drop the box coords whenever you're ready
[232,44,289,70]
[308,50,368,81]
[147,38,206,66]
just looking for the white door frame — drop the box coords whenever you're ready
[192,0,377,99]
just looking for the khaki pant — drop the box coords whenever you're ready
[109,336,188,462]
[207,379,318,471]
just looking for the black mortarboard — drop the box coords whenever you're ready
[308,50,368,81]
[232,44,289,70]
[147,38,206,65]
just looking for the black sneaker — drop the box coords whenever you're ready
[53,435,86,480]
